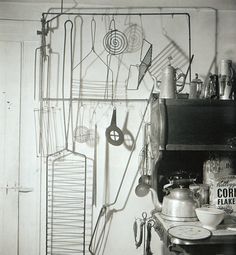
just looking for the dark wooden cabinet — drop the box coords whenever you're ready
[150,95,236,201]
[150,96,236,155]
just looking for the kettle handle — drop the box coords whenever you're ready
[149,188,162,212]
[163,183,173,192]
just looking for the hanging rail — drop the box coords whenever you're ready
[40,11,192,83]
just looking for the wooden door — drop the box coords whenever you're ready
[0,41,21,255]
[0,40,40,255]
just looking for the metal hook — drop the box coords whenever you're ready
[91,17,96,51]
[142,212,147,220]
[109,17,116,30]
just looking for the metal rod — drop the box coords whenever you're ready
[187,14,192,83]
[43,12,191,17]
[43,13,191,34]
[83,158,87,255]
[60,0,64,14]
[41,97,149,102]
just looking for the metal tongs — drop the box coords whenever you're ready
[133,212,155,255]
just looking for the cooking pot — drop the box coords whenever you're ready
[150,187,199,222]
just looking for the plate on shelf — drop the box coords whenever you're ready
[168,225,212,240]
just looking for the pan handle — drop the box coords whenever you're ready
[159,99,167,150]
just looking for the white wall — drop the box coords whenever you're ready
[0,2,236,255]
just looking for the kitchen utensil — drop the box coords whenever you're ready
[103,30,128,55]
[202,74,219,99]
[105,107,124,146]
[72,17,114,100]
[159,64,186,99]
[146,221,153,255]
[168,225,211,240]
[195,207,225,230]
[133,212,155,255]
[47,150,94,255]
[133,219,145,248]
[138,39,152,88]
[135,175,151,197]
[61,19,74,147]
[135,123,153,197]
[92,124,98,206]
[103,18,128,55]
[151,186,199,221]
[74,105,90,144]
[46,20,94,255]
[133,212,149,251]
[122,111,135,151]
[34,106,64,156]
[189,73,203,99]
[133,219,138,244]
[219,59,234,100]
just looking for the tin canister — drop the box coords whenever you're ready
[159,65,176,99]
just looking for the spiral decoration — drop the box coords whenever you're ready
[124,24,144,53]
[103,29,128,55]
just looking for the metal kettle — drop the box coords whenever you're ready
[150,182,200,222]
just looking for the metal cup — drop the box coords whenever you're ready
[219,59,233,100]
[189,74,203,99]
[220,59,232,77]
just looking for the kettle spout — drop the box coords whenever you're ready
[149,188,162,212]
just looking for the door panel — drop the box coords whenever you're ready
[18,41,40,255]
[0,41,21,255]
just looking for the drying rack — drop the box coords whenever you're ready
[46,149,93,255]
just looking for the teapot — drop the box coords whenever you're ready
[150,187,199,221]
